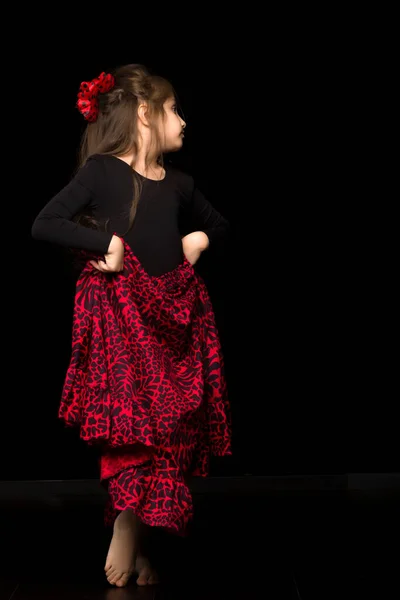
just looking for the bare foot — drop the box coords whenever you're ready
[135,554,159,586]
[104,509,139,587]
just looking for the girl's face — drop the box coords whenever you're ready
[159,97,186,152]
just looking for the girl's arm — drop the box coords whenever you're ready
[184,187,230,249]
[31,157,114,255]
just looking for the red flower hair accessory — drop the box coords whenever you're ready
[76,72,115,122]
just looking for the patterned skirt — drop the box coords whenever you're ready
[58,241,232,536]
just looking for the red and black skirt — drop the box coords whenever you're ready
[58,241,232,536]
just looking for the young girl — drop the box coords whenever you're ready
[31,63,232,588]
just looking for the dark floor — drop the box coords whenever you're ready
[0,475,397,599]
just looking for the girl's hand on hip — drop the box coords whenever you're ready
[90,235,124,273]
[182,231,209,265]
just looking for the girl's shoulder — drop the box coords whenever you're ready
[77,154,133,184]
[165,163,195,199]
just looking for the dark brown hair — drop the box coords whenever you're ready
[75,63,175,234]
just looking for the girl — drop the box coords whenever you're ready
[31,63,232,588]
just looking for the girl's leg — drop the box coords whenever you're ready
[104,508,140,587]
[104,510,159,587]
[134,521,160,586]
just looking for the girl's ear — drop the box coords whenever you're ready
[138,103,150,127]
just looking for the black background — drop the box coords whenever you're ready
[1,24,392,482]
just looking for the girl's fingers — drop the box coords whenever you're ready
[90,260,108,272]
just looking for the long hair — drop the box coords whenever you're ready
[74,64,175,235]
